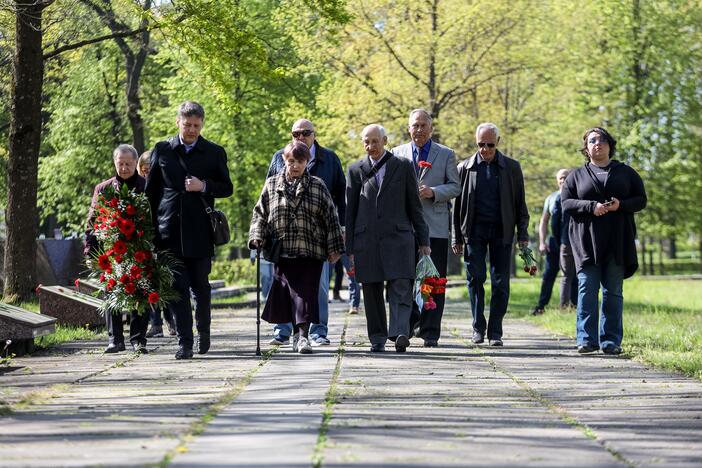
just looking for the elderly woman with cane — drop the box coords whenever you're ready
[249,141,344,354]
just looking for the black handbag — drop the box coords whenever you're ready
[176,153,231,246]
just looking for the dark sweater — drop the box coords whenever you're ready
[561,160,646,278]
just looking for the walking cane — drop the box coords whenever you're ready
[255,248,262,356]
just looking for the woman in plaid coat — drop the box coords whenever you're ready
[249,141,344,354]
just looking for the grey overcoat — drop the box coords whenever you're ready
[345,151,430,283]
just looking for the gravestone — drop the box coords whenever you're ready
[0,304,57,356]
[209,279,226,289]
[75,278,104,298]
[37,239,85,286]
[37,285,104,327]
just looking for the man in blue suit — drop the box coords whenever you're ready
[266,119,346,347]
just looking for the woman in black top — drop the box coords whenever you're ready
[561,127,647,355]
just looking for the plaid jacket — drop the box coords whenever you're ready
[249,172,345,260]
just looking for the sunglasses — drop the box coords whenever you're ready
[477,142,496,148]
[292,129,314,138]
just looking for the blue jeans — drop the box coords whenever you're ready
[536,237,560,309]
[273,261,330,340]
[464,226,512,340]
[576,259,625,348]
[341,254,361,308]
[260,259,274,299]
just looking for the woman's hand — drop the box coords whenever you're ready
[607,197,620,212]
[452,243,464,255]
[594,202,609,216]
[250,239,262,249]
[328,252,341,264]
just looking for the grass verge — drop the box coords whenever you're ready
[448,276,702,380]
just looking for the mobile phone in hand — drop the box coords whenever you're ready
[603,199,614,207]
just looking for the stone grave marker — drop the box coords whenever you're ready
[37,285,104,327]
[0,303,57,356]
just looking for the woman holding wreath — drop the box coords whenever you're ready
[561,127,647,355]
[249,141,344,354]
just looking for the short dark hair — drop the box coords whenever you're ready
[178,101,205,120]
[283,141,311,162]
[581,127,617,160]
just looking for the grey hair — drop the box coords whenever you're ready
[409,108,432,125]
[362,124,386,138]
[475,122,500,139]
[177,101,205,120]
[113,144,138,161]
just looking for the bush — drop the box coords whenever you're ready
[210,258,257,286]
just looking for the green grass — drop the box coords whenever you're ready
[35,325,104,349]
[449,277,702,380]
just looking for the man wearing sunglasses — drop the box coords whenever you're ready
[391,109,460,348]
[452,123,530,347]
[265,119,346,347]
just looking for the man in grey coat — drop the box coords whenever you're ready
[452,123,529,347]
[392,109,460,347]
[346,124,431,353]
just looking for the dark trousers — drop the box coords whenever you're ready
[536,236,560,309]
[332,260,344,295]
[410,237,449,341]
[168,256,212,349]
[559,244,579,307]
[107,311,149,346]
[362,279,413,345]
[149,306,174,327]
[464,224,512,340]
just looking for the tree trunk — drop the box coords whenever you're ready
[658,238,665,275]
[640,237,647,275]
[3,0,47,301]
[668,237,676,259]
[124,7,150,154]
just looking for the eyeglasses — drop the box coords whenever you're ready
[292,129,314,138]
[587,137,608,145]
[477,142,496,148]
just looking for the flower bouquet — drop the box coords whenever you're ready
[88,183,179,315]
[519,245,538,276]
[414,255,447,310]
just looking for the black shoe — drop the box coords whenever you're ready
[471,331,484,344]
[333,292,342,302]
[104,342,125,353]
[132,342,148,354]
[197,334,210,355]
[175,346,194,360]
[423,339,438,348]
[601,344,623,355]
[488,339,503,346]
[531,307,545,316]
[577,344,599,354]
[370,343,385,352]
[395,334,409,353]
[145,325,164,338]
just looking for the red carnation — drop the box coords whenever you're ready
[125,204,136,216]
[124,283,136,295]
[99,273,106,282]
[148,292,159,304]
[119,274,129,284]
[134,251,147,263]
[113,240,127,255]
[418,161,432,169]
[97,254,111,270]
[108,197,118,208]
[118,219,136,236]
[74,278,80,288]
[106,278,117,291]
[114,255,123,264]
[130,265,142,276]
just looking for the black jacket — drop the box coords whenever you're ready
[452,151,530,245]
[561,160,646,278]
[146,136,233,258]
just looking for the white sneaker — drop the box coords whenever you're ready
[297,337,313,354]
[292,334,299,352]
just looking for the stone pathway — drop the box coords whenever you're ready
[1,299,701,467]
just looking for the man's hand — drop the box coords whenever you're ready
[185,176,205,192]
[250,239,261,249]
[418,185,434,199]
[539,241,549,254]
[518,240,529,249]
[594,202,609,216]
[607,197,620,212]
[419,245,431,256]
[452,243,464,255]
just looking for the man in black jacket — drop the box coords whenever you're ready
[452,123,529,347]
[146,101,233,360]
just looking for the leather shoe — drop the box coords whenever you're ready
[577,344,599,354]
[104,342,125,353]
[197,334,210,355]
[488,339,503,346]
[423,339,438,348]
[370,343,385,352]
[175,346,194,360]
[602,344,623,355]
[471,331,484,344]
[132,342,148,354]
[395,334,409,353]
